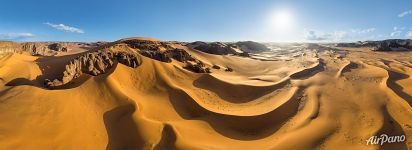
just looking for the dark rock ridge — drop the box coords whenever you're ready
[0,41,99,56]
[234,41,270,52]
[104,38,212,73]
[187,41,241,55]
[140,48,211,73]
[120,39,173,51]
[44,50,141,88]
[336,39,412,51]
[96,37,173,52]
[48,43,68,52]
[140,48,195,63]
[187,41,269,56]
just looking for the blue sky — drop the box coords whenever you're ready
[0,0,411,42]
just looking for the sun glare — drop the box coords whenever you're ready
[270,10,294,31]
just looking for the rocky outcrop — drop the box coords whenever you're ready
[98,37,173,52]
[187,41,240,55]
[140,48,212,73]
[187,41,268,56]
[184,61,211,73]
[1,42,98,56]
[140,48,196,63]
[44,50,141,88]
[233,41,270,52]
[21,42,72,55]
[0,41,21,55]
[372,39,412,51]
[20,42,51,56]
[102,38,213,73]
[48,43,68,52]
[225,67,233,72]
[336,39,412,51]
[122,39,172,51]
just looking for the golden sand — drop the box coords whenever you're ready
[0,41,411,150]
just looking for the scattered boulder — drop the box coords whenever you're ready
[212,65,221,69]
[225,67,233,72]
[238,52,250,57]
[184,61,211,73]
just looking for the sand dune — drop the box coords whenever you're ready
[0,38,411,150]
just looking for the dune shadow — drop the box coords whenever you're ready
[5,78,35,86]
[154,124,178,150]
[290,59,325,79]
[103,103,144,150]
[34,51,92,83]
[5,51,119,90]
[386,70,412,106]
[192,74,290,103]
[167,87,302,140]
[377,107,408,150]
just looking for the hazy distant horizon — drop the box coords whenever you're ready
[1,37,411,44]
[1,0,412,42]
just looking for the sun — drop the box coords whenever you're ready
[269,10,294,31]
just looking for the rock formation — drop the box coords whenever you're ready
[225,67,233,72]
[140,48,196,63]
[187,41,240,55]
[233,41,270,52]
[187,41,268,56]
[1,41,100,56]
[184,61,211,73]
[372,39,412,51]
[0,41,21,55]
[102,38,212,73]
[44,50,141,88]
[336,39,412,51]
[48,43,68,52]
[21,42,54,56]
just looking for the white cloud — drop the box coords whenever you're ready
[406,28,412,37]
[398,10,411,18]
[0,33,35,40]
[332,31,347,40]
[304,30,347,41]
[406,31,412,37]
[351,28,375,34]
[44,22,84,33]
[391,31,402,37]
[391,26,403,37]
[304,30,326,41]
[304,27,377,42]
